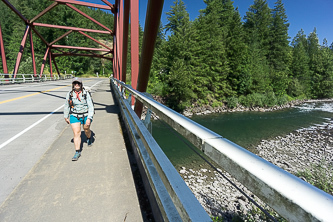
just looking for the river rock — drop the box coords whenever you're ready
[179,118,333,221]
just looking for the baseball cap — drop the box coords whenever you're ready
[72,77,82,84]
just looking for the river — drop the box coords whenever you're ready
[151,101,333,167]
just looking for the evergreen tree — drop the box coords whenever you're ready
[191,0,237,105]
[243,0,272,93]
[289,29,311,97]
[307,28,322,98]
[269,0,291,96]
[217,1,250,96]
[244,0,272,57]
[319,39,333,98]
[148,23,167,95]
[161,0,195,110]
[309,35,333,98]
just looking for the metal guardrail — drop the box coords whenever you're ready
[111,79,212,221]
[0,74,72,84]
[111,77,333,222]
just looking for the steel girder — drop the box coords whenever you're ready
[2,0,162,119]
[0,0,114,77]
[134,0,164,116]
[0,22,8,74]
[130,0,139,106]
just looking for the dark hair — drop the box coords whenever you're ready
[72,82,83,91]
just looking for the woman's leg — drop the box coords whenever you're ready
[83,117,91,139]
[83,123,91,139]
[71,122,81,151]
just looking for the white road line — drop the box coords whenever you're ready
[0,79,103,150]
[0,81,67,92]
[90,80,104,89]
[0,105,65,150]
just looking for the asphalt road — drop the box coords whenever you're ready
[0,78,146,221]
[0,78,104,205]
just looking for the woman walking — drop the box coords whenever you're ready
[64,77,94,161]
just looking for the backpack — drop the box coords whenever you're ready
[68,87,95,114]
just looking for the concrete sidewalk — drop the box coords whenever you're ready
[0,79,146,222]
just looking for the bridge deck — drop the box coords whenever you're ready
[0,80,146,221]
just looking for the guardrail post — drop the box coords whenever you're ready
[126,93,132,105]
[142,108,152,134]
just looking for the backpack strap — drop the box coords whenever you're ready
[68,90,74,113]
[82,88,87,101]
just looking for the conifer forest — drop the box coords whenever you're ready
[1,0,333,111]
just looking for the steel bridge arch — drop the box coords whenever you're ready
[0,0,117,78]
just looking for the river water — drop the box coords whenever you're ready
[151,102,333,167]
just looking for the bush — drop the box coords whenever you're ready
[296,159,333,195]
[239,93,265,108]
[252,93,264,107]
[277,95,288,106]
[226,96,238,109]
[211,100,223,108]
[263,92,277,107]
[239,95,249,107]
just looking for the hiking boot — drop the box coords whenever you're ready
[72,151,81,161]
[87,137,94,147]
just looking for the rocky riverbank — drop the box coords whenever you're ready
[182,99,312,117]
[144,97,307,120]
[178,118,333,221]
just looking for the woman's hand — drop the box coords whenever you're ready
[85,118,91,126]
[65,118,70,124]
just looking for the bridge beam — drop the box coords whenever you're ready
[1,0,29,24]
[121,0,130,83]
[0,22,8,74]
[78,31,113,51]
[134,0,164,116]
[52,56,60,76]
[118,0,123,81]
[54,0,112,10]
[33,23,112,35]
[65,3,113,33]
[29,28,37,76]
[131,0,139,105]
[13,26,30,77]
[40,47,50,77]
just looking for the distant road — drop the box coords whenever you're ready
[0,78,104,205]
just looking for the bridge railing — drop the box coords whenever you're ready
[0,74,72,84]
[111,78,212,221]
[111,77,333,222]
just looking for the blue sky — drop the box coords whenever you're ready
[82,0,332,45]
[139,0,333,45]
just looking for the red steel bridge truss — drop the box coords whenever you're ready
[0,0,164,112]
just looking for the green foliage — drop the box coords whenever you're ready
[296,159,333,195]
[276,94,288,106]
[238,93,289,108]
[148,0,333,110]
[226,96,238,109]
[239,93,264,107]
[211,216,224,222]
[263,92,277,107]
[211,100,223,108]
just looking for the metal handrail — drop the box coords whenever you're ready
[0,74,72,84]
[111,77,333,222]
[111,79,212,221]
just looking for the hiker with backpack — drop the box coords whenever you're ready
[64,77,94,161]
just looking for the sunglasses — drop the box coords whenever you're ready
[73,82,81,85]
